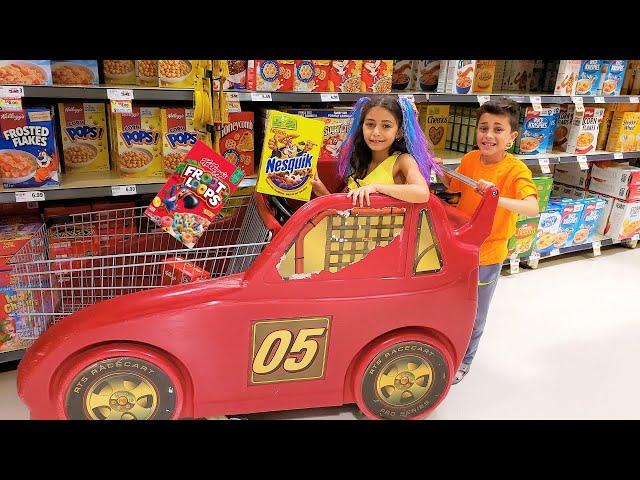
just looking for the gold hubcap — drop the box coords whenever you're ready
[376,356,433,407]
[85,373,159,420]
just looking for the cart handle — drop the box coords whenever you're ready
[441,165,479,190]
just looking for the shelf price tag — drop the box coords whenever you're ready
[0,85,24,111]
[528,252,540,269]
[577,155,589,170]
[571,96,585,113]
[477,95,490,106]
[226,92,241,113]
[111,185,137,196]
[594,96,606,104]
[251,92,272,102]
[549,248,560,257]
[320,93,340,102]
[538,158,551,174]
[529,96,543,112]
[629,96,639,104]
[509,254,520,274]
[15,191,45,202]
[592,240,602,257]
[613,152,624,160]
[108,89,134,114]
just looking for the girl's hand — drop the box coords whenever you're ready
[347,184,379,207]
[474,179,495,195]
[312,172,329,197]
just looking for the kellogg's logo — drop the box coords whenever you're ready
[0,112,24,121]
[64,106,83,115]
[200,157,228,180]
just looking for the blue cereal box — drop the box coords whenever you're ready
[0,108,60,188]
[575,60,603,96]
[598,60,627,96]
[553,199,586,248]
[52,60,99,85]
[533,204,563,255]
[572,197,606,245]
[0,60,52,85]
[518,106,560,155]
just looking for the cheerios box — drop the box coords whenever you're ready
[51,61,99,85]
[113,106,163,178]
[518,106,560,155]
[161,108,211,175]
[58,103,109,174]
[566,107,604,155]
[0,60,52,85]
[361,60,393,93]
[158,60,198,88]
[418,104,449,151]
[293,60,330,92]
[247,60,295,92]
[257,110,324,202]
[328,60,363,93]
[102,60,136,85]
[0,108,60,188]
[213,111,254,177]
[145,141,245,249]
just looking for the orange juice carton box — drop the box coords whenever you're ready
[158,60,197,88]
[518,106,560,155]
[160,256,211,285]
[213,111,254,177]
[0,108,60,188]
[606,199,640,240]
[574,60,603,96]
[58,102,109,174]
[52,60,99,85]
[361,60,393,93]
[113,106,164,178]
[257,111,324,202]
[414,60,442,92]
[145,141,245,249]
[247,60,295,92]
[135,60,159,86]
[419,104,449,151]
[445,60,475,94]
[102,60,136,85]
[566,107,605,154]
[598,60,627,96]
[328,60,363,93]
[293,60,330,92]
[0,60,52,85]
[161,107,211,175]
[553,104,574,152]
[471,60,496,93]
[554,60,582,95]
[393,60,417,90]
[606,111,640,152]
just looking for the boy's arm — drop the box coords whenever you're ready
[475,180,539,217]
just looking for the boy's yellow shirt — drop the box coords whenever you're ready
[449,150,537,266]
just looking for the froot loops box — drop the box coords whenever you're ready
[145,141,245,249]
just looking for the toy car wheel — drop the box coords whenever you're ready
[59,348,183,420]
[354,337,451,420]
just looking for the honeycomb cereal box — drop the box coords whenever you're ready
[213,111,254,177]
[102,60,136,85]
[58,103,109,174]
[158,60,197,88]
[135,60,159,86]
[51,60,99,85]
[0,60,52,85]
[566,107,604,155]
[393,60,417,90]
[471,60,496,93]
[145,141,245,249]
[257,111,324,202]
[247,60,295,92]
[598,60,627,96]
[554,60,582,96]
[419,104,449,151]
[361,60,393,93]
[328,60,363,93]
[113,107,163,178]
[0,108,60,188]
[161,108,211,175]
[575,60,603,96]
[293,61,330,92]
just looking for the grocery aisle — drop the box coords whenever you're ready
[1,246,638,420]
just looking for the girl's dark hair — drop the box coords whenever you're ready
[476,97,519,131]
[350,95,407,181]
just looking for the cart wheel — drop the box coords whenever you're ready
[61,349,182,420]
[353,336,451,420]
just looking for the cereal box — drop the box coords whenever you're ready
[0,108,60,188]
[257,111,324,202]
[145,141,245,248]
[113,106,163,178]
[161,108,211,175]
[553,104,574,152]
[554,199,586,248]
[160,257,211,285]
[135,60,159,86]
[58,103,109,174]
[518,176,554,222]
[554,60,582,96]
[293,60,330,92]
[0,218,42,256]
[445,60,475,94]
[328,60,363,93]
[605,111,640,152]
[566,107,604,155]
[102,60,136,85]
[415,60,441,92]
[501,60,534,93]
[393,60,417,90]
[572,197,606,245]
[51,61,98,85]
[419,104,449,151]
[213,111,254,177]
[0,60,52,85]
[248,60,295,92]
[472,60,496,93]
[589,163,640,201]
[533,204,563,255]
[518,106,560,155]
[598,60,627,96]
[553,162,590,189]
[159,60,197,88]
[224,60,248,89]
[48,226,100,263]
[0,285,28,353]
[575,60,603,96]
[507,216,541,258]
[361,60,393,93]
[284,109,352,162]
[607,199,640,240]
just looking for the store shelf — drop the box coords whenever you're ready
[0,173,257,204]
[0,348,25,364]
[21,85,193,101]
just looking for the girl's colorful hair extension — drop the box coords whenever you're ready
[338,96,371,179]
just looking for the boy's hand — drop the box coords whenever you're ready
[434,156,443,166]
[347,184,379,207]
[474,179,495,195]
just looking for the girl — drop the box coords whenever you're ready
[312,96,440,206]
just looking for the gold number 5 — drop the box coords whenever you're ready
[253,328,327,375]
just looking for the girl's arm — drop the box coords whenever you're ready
[476,180,539,217]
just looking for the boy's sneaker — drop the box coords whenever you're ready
[452,363,470,385]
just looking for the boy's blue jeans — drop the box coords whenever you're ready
[462,263,502,366]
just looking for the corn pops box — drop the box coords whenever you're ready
[213,111,254,177]
[145,141,245,249]
[113,106,164,178]
[257,111,324,201]
[293,60,330,92]
[329,60,363,93]
[159,60,197,88]
[161,107,211,175]
[51,60,99,85]
[59,103,109,173]
[102,60,136,85]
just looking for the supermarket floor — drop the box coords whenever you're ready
[1,245,638,420]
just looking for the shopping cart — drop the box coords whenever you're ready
[9,192,274,344]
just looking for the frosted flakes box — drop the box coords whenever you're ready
[51,60,98,85]
[257,111,324,201]
[161,108,211,175]
[293,60,330,92]
[112,106,163,178]
[566,107,604,155]
[285,109,353,162]
[598,60,627,96]
[58,103,109,173]
[328,60,363,93]
[145,141,245,249]
[213,111,254,177]
[575,60,603,96]
[102,60,136,85]
[0,108,59,188]
[0,60,52,85]
[518,106,560,155]
[361,60,393,93]
[393,60,417,90]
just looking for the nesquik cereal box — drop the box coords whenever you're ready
[554,60,581,96]
[145,141,245,249]
[361,60,393,93]
[159,60,197,88]
[58,103,109,174]
[51,61,99,85]
[293,60,331,92]
[103,60,136,85]
[161,108,211,175]
[328,60,363,93]
[0,60,52,85]
[257,111,324,202]
[214,111,254,177]
[113,106,163,178]
[598,60,627,96]
[566,107,604,155]
[247,60,295,92]
[393,60,417,90]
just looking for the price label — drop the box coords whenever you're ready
[549,248,560,257]
[110,99,133,114]
[15,191,45,202]
[0,85,24,111]
[477,95,490,106]
[629,96,639,104]
[528,252,540,269]
[571,96,585,113]
[251,92,272,102]
[577,155,589,170]
[111,185,137,196]
[0,97,22,111]
[594,96,606,104]
[538,158,551,174]
[320,93,340,102]
[614,152,624,160]
[509,255,520,275]
[529,96,542,111]
[592,240,602,257]
[107,89,134,101]
[225,92,241,113]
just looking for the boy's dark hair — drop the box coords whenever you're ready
[476,97,519,131]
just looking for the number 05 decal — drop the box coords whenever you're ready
[250,317,330,384]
